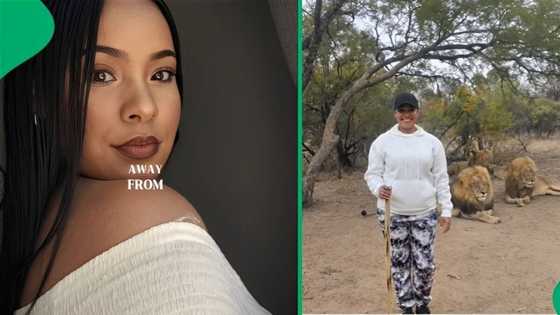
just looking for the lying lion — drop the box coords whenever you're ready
[451,166,501,224]
[505,156,560,206]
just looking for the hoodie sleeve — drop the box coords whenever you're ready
[432,138,453,217]
[364,137,385,197]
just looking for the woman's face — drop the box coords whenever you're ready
[80,0,180,180]
[394,105,419,133]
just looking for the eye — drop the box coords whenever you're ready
[92,70,116,83]
[151,70,175,82]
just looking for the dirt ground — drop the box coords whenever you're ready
[303,138,560,314]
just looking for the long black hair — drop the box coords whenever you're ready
[0,1,183,313]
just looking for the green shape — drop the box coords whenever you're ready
[0,0,54,79]
[554,281,560,314]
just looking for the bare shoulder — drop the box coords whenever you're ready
[67,179,208,269]
[74,179,206,231]
[20,179,205,307]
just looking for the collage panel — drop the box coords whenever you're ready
[2,0,560,314]
[1,1,296,314]
[302,0,560,314]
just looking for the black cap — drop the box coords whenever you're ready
[393,92,419,111]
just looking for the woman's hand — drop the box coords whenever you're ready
[378,185,392,200]
[438,217,451,233]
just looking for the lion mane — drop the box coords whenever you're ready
[451,166,500,224]
[505,156,560,206]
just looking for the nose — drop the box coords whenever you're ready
[121,81,158,123]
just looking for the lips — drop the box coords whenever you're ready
[113,136,161,160]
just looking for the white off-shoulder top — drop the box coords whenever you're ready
[15,219,270,315]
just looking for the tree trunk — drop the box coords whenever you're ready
[303,48,431,206]
[303,133,338,207]
[335,144,343,179]
[303,77,364,206]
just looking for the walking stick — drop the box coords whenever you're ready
[384,197,393,314]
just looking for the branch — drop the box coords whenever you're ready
[507,56,558,76]
[430,41,493,52]
[364,37,448,88]
[304,104,322,113]
[374,18,381,52]
[403,3,415,46]
[449,29,493,36]
[303,0,352,90]
[303,142,316,156]
[303,0,323,51]
[452,61,474,84]
[425,52,478,60]
[397,70,450,81]
[378,37,419,53]
[477,51,520,91]
[439,110,465,140]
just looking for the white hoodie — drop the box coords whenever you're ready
[364,124,453,217]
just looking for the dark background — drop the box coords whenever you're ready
[0,0,297,313]
[163,1,297,313]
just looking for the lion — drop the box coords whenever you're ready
[448,138,494,178]
[504,156,560,206]
[451,166,500,224]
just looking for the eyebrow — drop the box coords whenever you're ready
[96,45,176,61]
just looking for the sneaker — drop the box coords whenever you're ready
[416,304,431,314]
[400,307,414,314]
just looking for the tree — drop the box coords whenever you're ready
[303,0,560,206]
[529,98,560,136]
[304,12,400,172]
[303,0,364,90]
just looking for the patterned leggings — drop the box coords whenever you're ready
[376,209,437,308]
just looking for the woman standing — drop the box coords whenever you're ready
[364,92,452,314]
